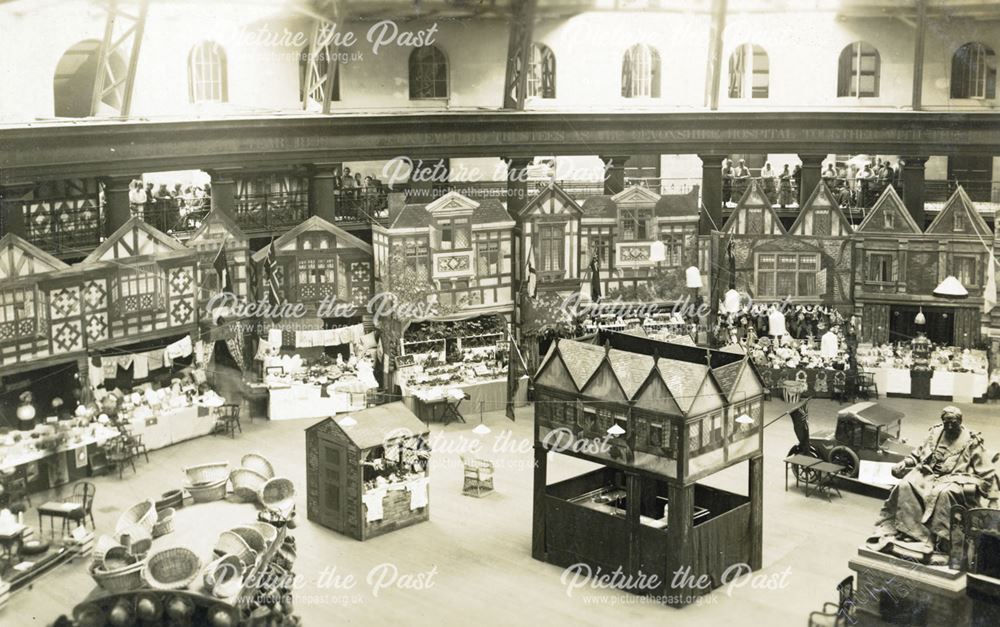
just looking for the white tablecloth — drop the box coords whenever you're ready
[268,383,363,421]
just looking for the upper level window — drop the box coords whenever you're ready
[409,46,448,99]
[53,40,126,117]
[951,42,997,100]
[188,41,228,103]
[756,253,819,297]
[299,45,340,104]
[0,287,42,341]
[298,259,337,284]
[527,44,556,99]
[838,42,879,98]
[537,223,565,273]
[621,44,660,98]
[437,218,470,250]
[113,264,164,316]
[619,207,653,240]
[729,43,769,99]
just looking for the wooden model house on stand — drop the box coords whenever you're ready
[532,331,765,607]
[306,402,431,541]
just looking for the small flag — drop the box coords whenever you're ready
[525,238,537,299]
[589,253,602,301]
[263,238,281,305]
[213,241,231,293]
[984,256,997,314]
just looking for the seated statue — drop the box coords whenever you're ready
[871,406,995,554]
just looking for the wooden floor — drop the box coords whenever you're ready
[5,396,1000,626]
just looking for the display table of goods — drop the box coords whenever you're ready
[856,344,989,402]
[69,453,301,627]
[0,422,121,473]
[118,389,226,451]
[265,355,376,421]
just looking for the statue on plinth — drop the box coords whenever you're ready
[869,406,996,557]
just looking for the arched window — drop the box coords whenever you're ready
[409,46,448,100]
[728,43,768,99]
[837,42,879,97]
[188,41,227,104]
[951,42,996,99]
[299,45,340,105]
[621,44,660,98]
[53,40,126,117]
[527,43,556,99]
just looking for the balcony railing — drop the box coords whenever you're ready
[235,191,309,231]
[331,192,389,225]
[134,197,210,237]
[925,180,999,204]
[12,200,103,257]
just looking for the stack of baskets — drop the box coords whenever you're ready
[259,477,296,518]
[91,539,145,592]
[183,462,230,503]
[152,507,175,538]
[114,500,157,555]
[229,453,275,504]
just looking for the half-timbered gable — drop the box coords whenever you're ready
[722,179,785,236]
[789,183,853,237]
[520,184,583,291]
[186,209,250,301]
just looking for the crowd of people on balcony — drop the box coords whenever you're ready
[332,167,390,220]
[128,179,211,233]
[722,157,902,211]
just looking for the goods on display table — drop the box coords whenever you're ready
[0,419,121,492]
[306,403,430,541]
[582,311,689,336]
[856,344,989,403]
[264,353,378,421]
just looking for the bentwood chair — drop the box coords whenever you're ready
[38,481,96,538]
[106,437,137,479]
[808,576,855,627]
[214,404,242,438]
[855,372,878,400]
[120,427,149,464]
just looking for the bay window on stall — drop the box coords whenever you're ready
[113,264,164,316]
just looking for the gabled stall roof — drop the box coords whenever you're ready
[251,215,373,262]
[186,209,249,246]
[306,402,428,450]
[856,186,922,234]
[926,186,991,238]
[389,197,513,230]
[0,233,69,282]
[722,179,785,235]
[789,182,853,236]
[83,217,189,263]
[520,183,583,218]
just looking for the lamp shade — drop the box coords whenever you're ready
[723,289,741,314]
[606,423,626,436]
[338,416,357,427]
[16,404,36,421]
[472,423,491,436]
[649,240,666,263]
[768,309,787,337]
[914,308,926,325]
[685,266,703,289]
[933,276,968,298]
[735,414,754,425]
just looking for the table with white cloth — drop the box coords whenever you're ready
[267,382,365,421]
[866,367,986,402]
[400,376,530,421]
[124,404,218,451]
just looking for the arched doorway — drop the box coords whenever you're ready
[53,39,126,117]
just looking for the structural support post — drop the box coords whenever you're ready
[90,0,149,117]
[704,0,728,110]
[506,157,533,343]
[0,184,32,238]
[912,0,927,111]
[304,11,343,114]
[103,175,137,233]
[208,169,238,221]
[798,153,827,207]
[600,155,628,196]
[531,444,547,560]
[900,156,928,229]
[698,154,726,235]
[309,163,340,223]
[502,0,538,110]
[748,455,763,570]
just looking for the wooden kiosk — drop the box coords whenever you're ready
[532,331,765,606]
[305,402,430,541]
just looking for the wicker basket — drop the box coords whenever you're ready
[214,531,258,566]
[115,499,157,540]
[241,453,275,479]
[142,547,201,591]
[228,526,266,553]
[152,507,175,538]
[247,522,278,546]
[184,462,230,485]
[229,468,267,502]
[155,489,184,511]
[203,554,245,597]
[186,477,229,503]
[259,477,296,515]
[91,560,145,593]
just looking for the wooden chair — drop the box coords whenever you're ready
[38,481,96,538]
[808,575,855,627]
[120,427,149,464]
[461,456,494,498]
[855,372,878,400]
[214,404,242,438]
[106,437,137,479]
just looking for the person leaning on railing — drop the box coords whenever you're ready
[128,179,147,219]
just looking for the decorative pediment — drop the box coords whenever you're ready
[926,186,991,238]
[186,209,248,248]
[789,183,853,237]
[857,186,921,234]
[0,233,69,282]
[251,216,373,262]
[722,180,785,235]
[83,218,187,263]
[611,185,661,205]
[520,184,583,218]
[425,191,479,215]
